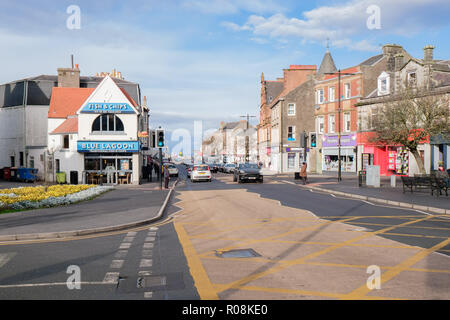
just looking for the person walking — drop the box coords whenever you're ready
[164,164,170,189]
[300,162,308,185]
[147,161,153,182]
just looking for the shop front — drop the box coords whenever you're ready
[322,133,357,172]
[78,141,140,185]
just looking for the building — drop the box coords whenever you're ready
[0,64,148,183]
[202,120,257,164]
[313,47,390,173]
[257,73,283,168]
[357,44,450,175]
[268,65,317,173]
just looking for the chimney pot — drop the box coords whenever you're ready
[423,45,435,63]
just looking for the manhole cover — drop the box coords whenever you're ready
[216,249,260,258]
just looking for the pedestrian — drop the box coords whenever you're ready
[147,161,154,182]
[154,162,159,177]
[164,164,170,189]
[300,162,308,185]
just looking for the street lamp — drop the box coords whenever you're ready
[324,69,356,182]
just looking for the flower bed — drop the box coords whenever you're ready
[0,185,113,211]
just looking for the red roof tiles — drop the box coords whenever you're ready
[51,117,78,134]
[48,87,95,118]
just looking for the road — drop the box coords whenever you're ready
[0,164,449,300]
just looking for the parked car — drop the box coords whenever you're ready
[191,164,212,182]
[165,163,179,177]
[233,163,263,183]
[223,163,236,174]
[208,163,219,173]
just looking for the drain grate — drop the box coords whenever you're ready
[137,275,167,288]
[216,249,260,258]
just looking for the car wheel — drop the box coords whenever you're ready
[238,176,242,183]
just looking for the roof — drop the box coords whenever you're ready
[360,54,384,66]
[265,81,283,103]
[50,117,78,134]
[120,88,138,108]
[48,87,94,118]
[317,50,337,75]
[1,74,138,85]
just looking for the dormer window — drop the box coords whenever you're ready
[377,72,390,96]
[268,96,273,103]
[407,72,417,87]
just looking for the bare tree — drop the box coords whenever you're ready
[371,85,449,174]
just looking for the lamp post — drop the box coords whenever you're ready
[324,69,356,182]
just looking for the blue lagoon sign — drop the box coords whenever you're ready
[81,103,135,114]
[77,141,140,153]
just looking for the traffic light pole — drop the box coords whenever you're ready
[159,147,163,190]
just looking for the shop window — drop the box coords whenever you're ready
[288,153,295,169]
[92,114,124,133]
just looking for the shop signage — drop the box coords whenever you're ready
[322,133,356,147]
[80,103,135,114]
[77,141,140,152]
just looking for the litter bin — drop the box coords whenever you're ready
[10,167,18,181]
[2,167,10,181]
[294,172,300,180]
[17,168,38,182]
[56,172,66,184]
[358,170,366,187]
[70,171,78,185]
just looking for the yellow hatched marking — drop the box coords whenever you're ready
[342,237,450,300]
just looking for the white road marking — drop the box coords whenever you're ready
[149,227,158,231]
[147,232,157,236]
[0,253,16,268]
[138,271,152,276]
[119,243,131,249]
[123,237,135,243]
[142,250,153,258]
[103,272,120,283]
[110,260,124,269]
[145,237,156,242]
[143,243,154,249]
[0,282,112,288]
[144,292,153,299]
[127,232,137,236]
[114,250,128,259]
[139,259,153,268]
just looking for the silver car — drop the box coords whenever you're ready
[223,163,236,174]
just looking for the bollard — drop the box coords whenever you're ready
[390,174,396,188]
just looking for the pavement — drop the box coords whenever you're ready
[0,176,177,240]
[264,172,449,213]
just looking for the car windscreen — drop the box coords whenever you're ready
[241,163,259,169]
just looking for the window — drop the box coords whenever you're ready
[288,126,295,140]
[63,135,69,149]
[316,89,324,104]
[317,116,324,134]
[329,114,335,133]
[343,112,351,132]
[92,114,124,132]
[287,103,295,116]
[408,72,417,87]
[29,156,35,169]
[288,153,295,169]
[344,83,351,99]
[329,87,335,102]
[55,159,60,173]
[20,152,24,166]
[268,96,273,103]
[10,156,15,167]
[378,72,390,96]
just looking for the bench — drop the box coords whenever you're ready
[401,175,449,197]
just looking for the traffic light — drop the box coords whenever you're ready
[156,129,165,148]
[149,130,156,148]
[300,132,308,148]
[310,133,317,148]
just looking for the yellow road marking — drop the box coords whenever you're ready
[173,222,218,300]
[342,237,450,300]
[216,215,435,293]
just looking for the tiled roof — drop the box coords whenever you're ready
[120,88,138,108]
[48,87,94,118]
[50,117,78,134]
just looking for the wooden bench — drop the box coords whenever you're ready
[401,175,448,197]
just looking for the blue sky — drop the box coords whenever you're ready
[1,0,449,153]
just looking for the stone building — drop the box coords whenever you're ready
[357,44,450,175]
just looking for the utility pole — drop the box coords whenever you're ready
[324,69,356,182]
[240,114,256,130]
[240,114,256,162]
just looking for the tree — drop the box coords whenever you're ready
[371,85,449,174]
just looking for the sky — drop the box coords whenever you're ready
[1,0,450,154]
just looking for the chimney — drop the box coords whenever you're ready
[394,53,404,71]
[57,56,80,88]
[423,45,435,63]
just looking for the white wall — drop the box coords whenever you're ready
[0,106,24,168]
[26,105,49,147]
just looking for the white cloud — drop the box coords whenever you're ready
[222,0,450,51]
